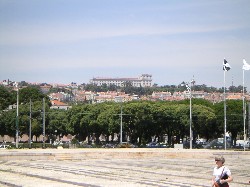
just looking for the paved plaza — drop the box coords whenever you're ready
[0,149,249,187]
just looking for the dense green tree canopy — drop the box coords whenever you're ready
[0,86,15,110]
[213,100,245,144]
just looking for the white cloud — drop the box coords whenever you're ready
[0,21,247,46]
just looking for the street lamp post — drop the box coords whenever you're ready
[16,83,19,148]
[119,96,123,144]
[184,78,195,149]
[189,84,192,150]
[29,99,32,149]
[42,98,45,148]
[114,96,126,144]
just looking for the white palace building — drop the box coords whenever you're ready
[90,74,152,87]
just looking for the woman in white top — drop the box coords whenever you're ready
[211,156,233,187]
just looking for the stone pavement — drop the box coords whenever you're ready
[0,149,249,187]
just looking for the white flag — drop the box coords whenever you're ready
[243,59,250,70]
[223,59,231,71]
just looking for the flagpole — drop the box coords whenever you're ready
[242,59,250,151]
[243,68,246,151]
[224,70,227,150]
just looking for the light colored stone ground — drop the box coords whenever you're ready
[0,148,249,187]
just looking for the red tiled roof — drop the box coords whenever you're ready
[51,100,68,106]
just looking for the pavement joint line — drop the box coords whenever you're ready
[5,159,249,186]
[0,161,219,187]
[0,168,99,187]
[1,161,210,186]
[1,149,250,186]
[0,180,22,187]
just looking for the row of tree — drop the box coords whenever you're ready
[82,82,245,96]
[0,86,247,145]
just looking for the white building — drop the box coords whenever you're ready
[152,91,172,100]
[90,74,152,87]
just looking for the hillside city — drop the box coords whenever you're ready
[1,73,249,110]
[0,74,249,148]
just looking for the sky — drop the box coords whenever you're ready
[1,0,250,90]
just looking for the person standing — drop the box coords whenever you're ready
[211,155,233,187]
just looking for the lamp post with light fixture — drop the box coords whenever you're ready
[182,78,195,149]
[15,83,19,148]
[118,96,123,144]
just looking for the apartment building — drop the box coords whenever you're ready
[90,74,152,87]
